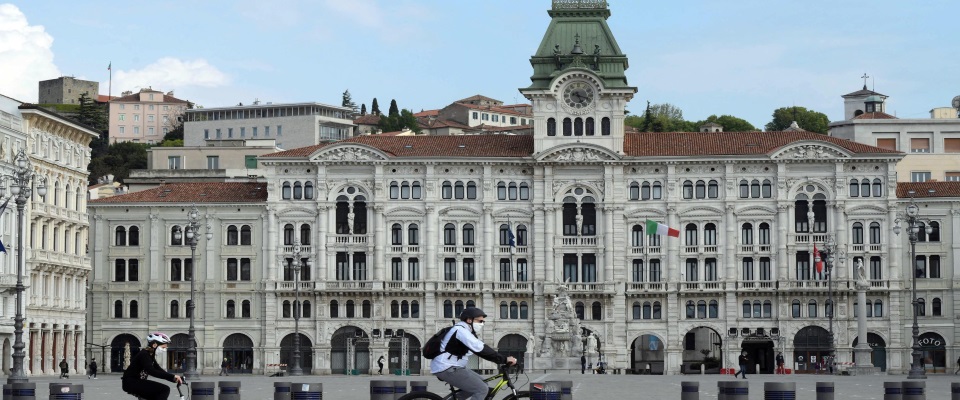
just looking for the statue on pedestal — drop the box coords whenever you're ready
[855,258,869,289]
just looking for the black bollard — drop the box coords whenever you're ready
[530,382,561,400]
[718,381,728,400]
[409,381,428,393]
[392,381,407,400]
[883,382,902,400]
[3,384,11,400]
[726,381,748,400]
[291,383,322,400]
[370,380,393,400]
[10,383,35,400]
[816,382,834,400]
[274,382,292,400]
[764,382,796,400]
[680,381,699,400]
[951,382,959,400]
[902,381,925,400]
[219,380,241,400]
[190,381,216,400]
[548,381,572,400]
[48,383,82,400]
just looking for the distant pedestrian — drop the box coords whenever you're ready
[377,355,385,375]
[88,359,98,379]
[775,352,785,374]
[581,355,586,374]
[733,352,749,379]
[219,358,230,376]
[59,359,69,378]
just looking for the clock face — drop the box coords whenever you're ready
[562,81,595,110]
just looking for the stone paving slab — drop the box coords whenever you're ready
[15,372,960,399]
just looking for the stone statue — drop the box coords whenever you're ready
[347,212,355,234]
[586,334,598,355]
[856,258,869,288]
[575,214,584,235]
[553,285,574,315]
[553,44,561,56]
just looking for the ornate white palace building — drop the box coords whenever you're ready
[86,1,960,375]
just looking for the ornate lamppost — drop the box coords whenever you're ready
[894,189,934,379]
[0,149,46,384]
[288,240,311,376]
[174,205,212,380]
[817,234,843,374]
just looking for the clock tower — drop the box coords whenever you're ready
[520,0,637,155]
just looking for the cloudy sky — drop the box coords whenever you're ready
[1,0,958,128]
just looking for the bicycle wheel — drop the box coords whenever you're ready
[398,391,446,400]
[503,390,532,400]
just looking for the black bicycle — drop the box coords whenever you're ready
[398,364,531,400]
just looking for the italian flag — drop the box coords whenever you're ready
[645,219,680,237]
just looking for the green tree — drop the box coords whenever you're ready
[75,92,107,132]
[342,90,358,115]
[765,106,830,134]
[625,102,697,132]
[371,98,381,115]
[87,141,149,184]
[378,108,421,134]
[388,99,400,118]
[696,114,757,132]
[162,101,196,142]
[360,103,367,116]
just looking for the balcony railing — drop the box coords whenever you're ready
[441,246,476,254]
[329,234,368,244]
[794,234,829,244]
[737,281,776,290]
[498,246,528,254]
[557,236,599,246]
[276,281,315,290]
[740,245,754,253]
[281,245,313,253]
[438,281,479,291]
[631,246,662,254]
[389,245,421,253]
[495,282,532,291]
[703,246,718,253]
[385,281,422,290]
[626,282,665,292]
[679,281,723,291]
[323,281,372,290]
[683,246,698,253]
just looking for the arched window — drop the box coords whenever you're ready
[860,179,870,197]
[929,221,940,242]
[329,300,338,318]
[516,225,528,246]
[628,182,639,200]
[874,299,883,317]
[695,180,706,199]
[707,180,719,198]
[400,181,410,199]
[362,300,372,318]
[283,224,294,245]
[869,222,881,244]
[411,182,422,199]
[865,300,873,317]
[682,181,693,199]
[115,226,126,246]
[872,178,882,197]
[443,300,453,319]
[466,181,477,199]
[591,301,602,320]
[293,182,303,199]
[631,225,643,247]
[741,223,754,245]
[808,300,818,317]
[585,117,595,136]
[170,300,179,318]
[758,223,771,245]
[761,179,772,198]
[763,300,772,318]
[574,117,583,136]
[632,302,641,320]
[653,301,662,319]
[562,118,572,136]
[462,224,475,246]
[443,224,456,245]
[454,181,465,199]
[508,183,518,200]
[389,181,400,199]
[917,222,927,242]
[227,225,239,245]
[739,180,749,198]
[601,117,611,135]
[499,224,511,246]
[302,300,311,318]
[114,300,123,318]
[242,300,251,318]
[686,301,695,318]
[708,300,718,318]
[932,298,942,316]
[497,182,507,200]
[130,300,139,319]
[519,302,528,319]
[128,226,139,246]
[391,224,402,245]
[851,223,864,244]
[282,182,292,199]
[519,183,530,200]
[442,181,453,199]
[750,179,760,198]
[652,181,662,199]
[346,300,356,318]
[753,300,762,318]
[283,301,291,318]
[226,300,236,318]
[510,301,519,319]
[240,225,252,245]
[400,300,410,318]
[792,300,801,317]
[547,118,557,136]
[917,298,926,316]
[642,302,652,319]
[849,179,859,197]
[304,182,314,199]
[575,302,585,320]
[685,224,698,246]
[703,223,717,246]
[171,226,183,246]
[500,301,508,319]
[408,224,419,245]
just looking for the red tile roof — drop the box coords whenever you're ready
[414,109,440,118]
[96,95,116,102]
[456,103,527,116]
[264,130,900,159]
[853,112,897,120]
[89,182,267,204]
[353,114,382,125]
[455,94,502,104]
[895,182,960,198]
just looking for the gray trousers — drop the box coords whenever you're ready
[435,367,488,400]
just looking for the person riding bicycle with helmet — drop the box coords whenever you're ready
[431,307,516,400]
[122,332,184,400]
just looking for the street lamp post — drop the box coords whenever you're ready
[817,235,843,374]
[894,189,934,380]
[174,205,212,380]
[0,149,46,384]
[288,241,311,376]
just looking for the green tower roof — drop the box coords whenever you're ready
[524,0,633,90]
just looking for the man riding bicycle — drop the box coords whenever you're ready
[121,332,184,400]
[431,307,516,400]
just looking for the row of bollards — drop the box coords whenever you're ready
[529,380,573,400]
[369,380,428,400]
[271,382,323,400]
[677,380,937,400]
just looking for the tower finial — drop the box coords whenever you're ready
[571,33,584,55]
[861,73,870,90]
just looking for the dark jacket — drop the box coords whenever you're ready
[89,361,98,372]
[122,348,176,383]
[59,361,68,371]
[776,354,784,365]
[738,355,749,365]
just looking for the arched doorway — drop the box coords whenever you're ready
[918,332,946,373]
[331,326,370,374]
[280,333,313,374]
[167,334,189,372]
[793,326,831,374]
[852,333,887,372]
[497,334,528,371]
[222,333,254,374]
[110,334,141,373]
[630,334,664,375]
[741,330,775,374]
[681,327,722,374]
[388,332,423,374]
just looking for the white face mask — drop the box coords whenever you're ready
[155,347,167,355]
[471,321,485,332]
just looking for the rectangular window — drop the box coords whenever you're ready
[216,128,222,138]
[252,127,258,136]
[516,259,528,282]
[134,104,140,110]
[946,172,960,182]
[877,138,898,150]
[759,257,772,280]
[119,126,125,134]
[277,125,282,136]
[910,138,930,153]
[510,117,517,125]
[472,112,478,120]
[228,128,233,138]
[245,155,257,169]
[742,258,754,281]
[796,251,811,280]
[207,156,220,169]
[443,258,457,281]
[204,129,209,139]
[168,156,182,170]
[118,114,125,121]
[240,127,245,137]
[133,126,139,135]
[563,254,578,283]
[148,115,154,122]
[134,114,140,122]
[911,171,932,182]
[462,258,476,281]
[265,126,270,136]
[148,127,154,135]
[944,138,960,153]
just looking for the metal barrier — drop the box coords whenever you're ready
[884,382,902,400]
[392,381,406,400]
[11,383,36,400]
[680,381,698,400]
[48,384,82,400]
[902,381,925,400]
[3,384,11,400]
[370,380,393,400]
[951,382,959,400]
[219,381,241,400]
[409,381,428,392]
[190,382,216,400]
[718,381,728,400]
[816,382,834,400]
[530,382,561,400]
[726,381,748,400]
[763,382,795,400]
[291,383,322,400]
[274,382,292,400]
[547,380,572,400]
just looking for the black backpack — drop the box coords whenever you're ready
[422,326,456,359]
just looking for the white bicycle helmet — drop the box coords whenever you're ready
[146,332,171,345]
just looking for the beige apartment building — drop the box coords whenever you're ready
[125,139,279,192]
[108,88,190,144]
[183,102,354,150]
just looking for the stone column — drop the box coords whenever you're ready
[777,204,790,279]
[603,204,614,281]
[854,286,873,366]
[482,205,493,283]
[372,205,385,282]
[266,206,278,281]
[425,206,437,281]
[545,206,556,281]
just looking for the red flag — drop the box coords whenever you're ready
[813,244,823,274]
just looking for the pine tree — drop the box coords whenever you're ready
[342,90,358,115]
[360,104,367,116]
[75,92,107,132]
[388,99,399,118]
[371,98,381,116]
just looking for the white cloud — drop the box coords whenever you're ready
[0,4,60,102]
[113,57,229,94]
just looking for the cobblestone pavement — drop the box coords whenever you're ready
[18,372,960,399]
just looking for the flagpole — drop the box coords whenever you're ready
[108,62,112,100]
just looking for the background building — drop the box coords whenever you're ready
[124,138,278,192]
[38,77,99,105]
[108,88,189,144]
[183,102,354,149]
